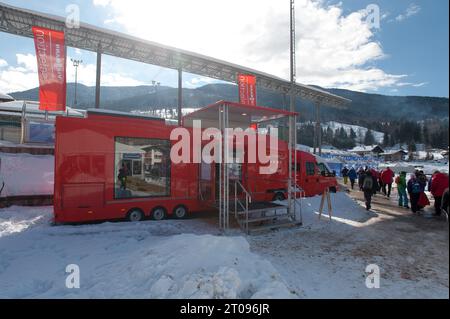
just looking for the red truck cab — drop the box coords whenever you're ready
[295,150,338,197]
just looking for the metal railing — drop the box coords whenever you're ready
[234,179,252,234]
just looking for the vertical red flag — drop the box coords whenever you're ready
[238,74,257,106]
[32,26,66,111]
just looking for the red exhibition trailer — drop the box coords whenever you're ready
[54,103,337,224]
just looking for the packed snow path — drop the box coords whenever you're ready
[0,190,448,298]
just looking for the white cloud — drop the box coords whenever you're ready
[395,3,421,22]
[16,53,38,72]
[92,0,420,93]
[0,59,8,68]
[0,54,38,93]
[0,53,146,94]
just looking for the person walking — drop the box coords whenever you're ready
[370,168,380,195]
[441,188,449,219]
[417,170,429,211]
[381,166,395,197]
[362,170,375,210]
[348,167,357,190]
[407,173,425,213]
[341,166,349,185]
[396,171,409,208]
[430,171,449,216]
[357,167,365,190]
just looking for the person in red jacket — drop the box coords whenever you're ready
[430,171,449,216]
[380,167,395,197]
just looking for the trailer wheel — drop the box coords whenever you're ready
[127,208,144,222]
[329,186,337,193]
[173,205,188,219]
[151,207,166,221]
[273,192,285,201]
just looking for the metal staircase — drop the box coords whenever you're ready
[232,180,301,234]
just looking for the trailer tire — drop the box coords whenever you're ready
[151,207,166,221]
[273,192,285,201]
[127,208,144,222]
[329,186,337,193]
[173,205,188,219]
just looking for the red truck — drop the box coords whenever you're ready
[53,109,337,223]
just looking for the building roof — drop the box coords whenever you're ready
[382,150,408,156]
[348,145,384,153]
[0,93,14,102]
[0,100,83,117]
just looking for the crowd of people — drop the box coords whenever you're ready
[341,165,449,217]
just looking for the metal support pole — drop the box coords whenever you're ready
[178,67,183,126]
[315,101,322,156]
[95,49,102,108]
[318,105,322,156]
[74,65,78,107]
[288,0,296,218]
[20,101,26,144]
[224,104,229,231]
[313,101,321,154]
[219,105,223,230]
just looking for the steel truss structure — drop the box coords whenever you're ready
[0,2,350,109]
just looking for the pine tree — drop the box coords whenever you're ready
[364,129,376,146]
[382,133,390,147]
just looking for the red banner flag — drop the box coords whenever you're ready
[238,74,257,106]
[32,26,66,111]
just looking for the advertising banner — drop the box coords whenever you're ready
[32,26,66,111]
[238,74,257,106]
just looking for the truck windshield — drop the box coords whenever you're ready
[317,162,332,177]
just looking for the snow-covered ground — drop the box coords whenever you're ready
[0,191,448,299]
[379,161,449,175]
[0,206,293,299]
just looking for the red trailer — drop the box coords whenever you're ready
[54,110,204,223]
[53,108,291,223]
[54,104,337,224]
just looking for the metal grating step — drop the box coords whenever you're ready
[244,214,290,224]
[248,219,302,234]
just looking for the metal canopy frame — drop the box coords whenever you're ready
[183,101,299,232]
[0,2,350,109]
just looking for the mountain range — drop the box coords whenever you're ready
[9,83,449,125]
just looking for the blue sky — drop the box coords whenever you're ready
[0,0,448,97]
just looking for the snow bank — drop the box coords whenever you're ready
[291,192,374,229]
[0,206,53,238]
[0,152,54,197]
[0,206,293,299]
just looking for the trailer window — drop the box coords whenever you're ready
[306,162,315,176]
[115,137,171,199]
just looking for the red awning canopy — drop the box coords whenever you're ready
[182,100,298,128]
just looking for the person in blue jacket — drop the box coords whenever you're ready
[348,167,358,190]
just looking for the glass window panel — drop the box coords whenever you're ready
[115,137,171,199]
